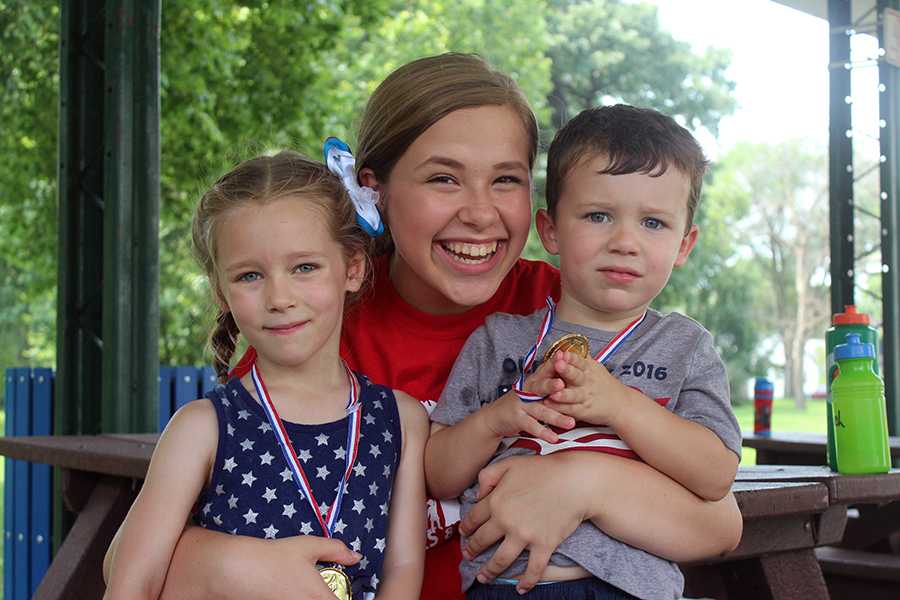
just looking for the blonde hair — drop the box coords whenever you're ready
[356,53,538,252]
[191,151,373,381]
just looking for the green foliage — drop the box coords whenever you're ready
[2,1,741,377]
[0,1,59,372]
[544,0,735,133]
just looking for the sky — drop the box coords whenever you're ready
[646,1,887,393]
[648,0,882,160]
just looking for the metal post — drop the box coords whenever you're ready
[829,0,855,315]
[102,0,160,433]
[57,0,160,439]
[879,0,900,435]
[57,1,106,438]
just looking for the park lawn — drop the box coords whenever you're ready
[732,397,828,465]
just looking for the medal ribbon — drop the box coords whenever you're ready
[250,362,362,538]
[515,296,647,402]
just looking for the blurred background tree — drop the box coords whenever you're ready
[1,0,823,403]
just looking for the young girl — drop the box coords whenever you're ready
[103,151,427,600]
[107,53,742,600]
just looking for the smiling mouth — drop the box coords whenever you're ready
[264,321,308,334]
[440,241,499,264]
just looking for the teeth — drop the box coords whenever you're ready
[442,241,498,257]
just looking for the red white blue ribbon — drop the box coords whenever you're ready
[250,362,362,538]
[513,297,556,401]
[514,297,647,402]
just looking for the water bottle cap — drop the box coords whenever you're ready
[834,332,875,361]
[832,305,870,325]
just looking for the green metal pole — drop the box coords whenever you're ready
[56,0,108,549]
[879,0,900,435]
[102,0,160,433]
[829,0,855,315]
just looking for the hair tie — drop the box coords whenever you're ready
[323,137,384,237]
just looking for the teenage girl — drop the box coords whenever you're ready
[103,151,427,600]
[106,54,742,600]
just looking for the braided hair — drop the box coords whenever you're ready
[191,150,374,382]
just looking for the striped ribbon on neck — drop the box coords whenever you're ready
[250,362,362,538]
[514,297,647,402]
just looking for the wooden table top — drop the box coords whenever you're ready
[737,464,900,505]
[0,433,845,520]
[0,433,157,479]
[743,431,900,457]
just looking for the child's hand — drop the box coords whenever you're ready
[542,351,630,426]
[484,359,574,442]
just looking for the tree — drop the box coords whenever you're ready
[657,163,770,402]
[522,0,737,262]
[544,0,735,134]
[705,141,831,406]
[0,1,60,371]
[2,1,741,373]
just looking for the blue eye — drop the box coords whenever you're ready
[295,263,317,274]
[643,217,665,230]
[586,212,611,224]
[237,272,261,283]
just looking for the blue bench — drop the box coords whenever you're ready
[2,365,217,600]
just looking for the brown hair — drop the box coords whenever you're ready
[546,105,708,233]
[191,151,374,382]
[355,53,538,252]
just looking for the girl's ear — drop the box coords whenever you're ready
[359,167,388,222]
[535,209,560,256]
[358,167,380,191]
[345,251,367,293]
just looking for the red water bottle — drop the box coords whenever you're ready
[754,377,774,436]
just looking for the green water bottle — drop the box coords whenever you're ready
[832,333,890,475]
[826,305,878,470]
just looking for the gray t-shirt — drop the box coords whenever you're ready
[430,307,742,600]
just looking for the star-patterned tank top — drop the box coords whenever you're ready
[194,373,402,599]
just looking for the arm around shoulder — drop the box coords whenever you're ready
[375,391,427,600]
[104,399,217,600]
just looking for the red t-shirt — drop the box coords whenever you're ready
[230,254,560,600]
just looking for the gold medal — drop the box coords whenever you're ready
[318,565,352,600]
[543,333,590,361]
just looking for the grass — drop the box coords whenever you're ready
[732,397,828,465]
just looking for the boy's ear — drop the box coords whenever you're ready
[535,208,560,255]
[345,251,366,293]
[674,224,699,267]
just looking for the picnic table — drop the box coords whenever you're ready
[742,433,900,598]
[3,434,900,600]
[743,431,900,466]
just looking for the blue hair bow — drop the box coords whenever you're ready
[323,137,384,237]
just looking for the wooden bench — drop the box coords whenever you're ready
[815,546,900,600]
[736,464,900,598]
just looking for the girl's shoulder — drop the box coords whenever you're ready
[392,389,429,445]
[157,397,218,471]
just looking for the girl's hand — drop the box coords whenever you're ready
[483,360,574,442]
[267,535,362,600]
[542,351,628,426]
[157,527,360,600]
[459,453,588,595]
